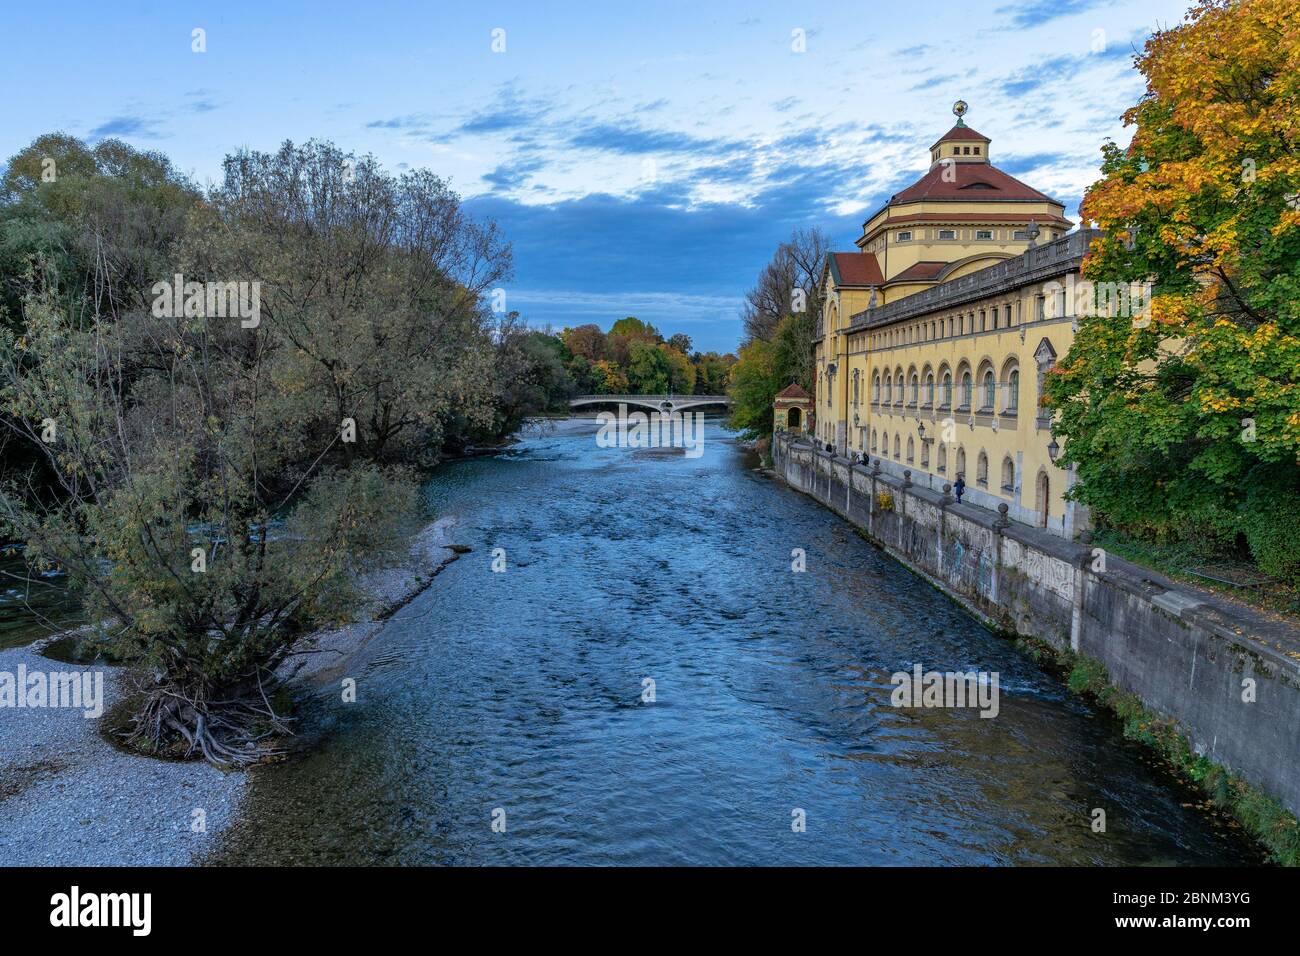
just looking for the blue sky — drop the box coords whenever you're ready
[0,0,1192,352]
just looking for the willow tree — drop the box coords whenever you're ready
[1047,0,1300,582]
[0,287,414,763]
[187,140,513,470]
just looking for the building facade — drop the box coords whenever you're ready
[772,382,812,435]
[812,105,1090,536]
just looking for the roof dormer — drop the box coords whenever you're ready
[928,100,991,167]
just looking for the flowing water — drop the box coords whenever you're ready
[212,418,1257,865]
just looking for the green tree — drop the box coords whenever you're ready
[1048,0,1300,582]
[626,340,670,393]
[727,336,781,438]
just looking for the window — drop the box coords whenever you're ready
[979,310,986,332]
[956,447,967,479]
[973,146,981,155]
[883,374,891,403]
[960,371,973,409]
[1004,304,1013,326]
[940,372,953,408]
[893,434,901,458]
[1005,369,1020,412]
[938,229,956,240]
[924,373,935,406]
[909,374,919,405]
[1013,229,1028,240]
[1001,456,1015,492]
[982,370,996,411]
[977,451,988,486]
[897,231,912,242]
[976,229,993,240]
[872,374,880,402]
[870,429,877,452]
[1036,296,1046,321]
[921,441,929,467]
[907,437,914,463]
[852,370,860,407]
[938,445,947,473]
[962,146,971,155]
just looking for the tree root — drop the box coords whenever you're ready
[121,673,293,767]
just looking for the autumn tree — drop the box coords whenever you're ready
[1047,0,1300,582]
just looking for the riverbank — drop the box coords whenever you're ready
[771,432,1300,864]
[0,516,465,866]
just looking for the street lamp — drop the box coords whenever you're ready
[1047,437,1060,461]
[917,422,926,442]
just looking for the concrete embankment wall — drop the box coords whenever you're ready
[773,433,1300,818]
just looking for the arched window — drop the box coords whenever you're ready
[852,370,860,407]
[924,373,935,407]
[909,373,919,406]
[960,371,973,409]
[906,437,915,462]
[956,446,966,478]
[893,434,901,458]
[883,374,891,403]
[872,374,880,402]
[871,429,877,451]
[1001,456,1015,492]
[981,370,996,411]
[920,439,929,467]
[894,368,905,405]
[977,451,988,486]
[1005,368,1020,412]
[938,444,947,473]
[941,371,953,408]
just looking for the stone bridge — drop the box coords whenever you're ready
[569,394,732,414]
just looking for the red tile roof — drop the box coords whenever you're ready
[828,251,883,287]
[775,383,811,400]
[890,261,948,282]
[889,162,1059,205]
[929,123,991,149]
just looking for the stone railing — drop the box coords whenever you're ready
[846,228,1100,332]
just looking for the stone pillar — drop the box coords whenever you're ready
[1070,529,1092,652]
[937,483,951,577]
[991,503,1009,605]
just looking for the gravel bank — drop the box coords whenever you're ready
[0,517,463,866]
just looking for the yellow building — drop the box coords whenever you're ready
[772,382,812,435]
[813,103,1089,536]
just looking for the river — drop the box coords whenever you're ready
[211,417,1256,865]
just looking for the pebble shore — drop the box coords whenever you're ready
[0,517,462,866]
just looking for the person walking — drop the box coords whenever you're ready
[953,474,966,504]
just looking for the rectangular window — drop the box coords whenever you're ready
[938,229,956,240]
[1012,229,1028,240]
[897,231,912,241]
[976,229,993,240]
[973,146,981,155]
